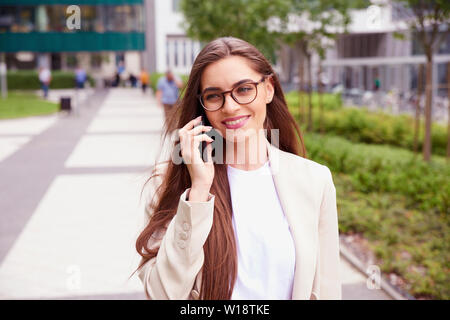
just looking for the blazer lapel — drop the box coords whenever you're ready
[266,140,318,300]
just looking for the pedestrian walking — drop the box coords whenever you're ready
[135,37,341,300]
[155,70,183,124]
[140,69,150,94]
[75,66,87,89]
[129,73,138,88]
[38,66,51,99]
[117,61,126,87]
[112,72,120,87]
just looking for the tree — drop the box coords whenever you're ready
[447,62,450,159]
[413,63,424,154]
[393,0,450,162]
[180,0,291,63]
[277,0,367,132]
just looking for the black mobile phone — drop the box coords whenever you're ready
[196,119,215,162]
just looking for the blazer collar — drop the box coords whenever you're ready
[266,139,318,300]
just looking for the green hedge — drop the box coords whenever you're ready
[318,108,447,156]
[285,91,343,111]
[286,92,448,157]
[304,132,450,215]
[304,132,450,299]
[6,70,95,90]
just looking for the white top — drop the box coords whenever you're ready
[39,69,51,82]
[227,160,296,300]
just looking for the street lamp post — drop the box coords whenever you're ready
[0,53,7,99]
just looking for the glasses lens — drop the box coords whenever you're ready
[232,83,257,104]
[202,91,223,110]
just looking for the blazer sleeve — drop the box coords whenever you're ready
[312,165,342,300]
[137,168,215,300]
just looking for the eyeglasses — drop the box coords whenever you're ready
[198,74,271,111]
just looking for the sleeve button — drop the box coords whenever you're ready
[179,231,189,240]
[178,240,186,249]
[182,222,190,231]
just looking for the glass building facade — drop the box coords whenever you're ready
[0,1,146,52]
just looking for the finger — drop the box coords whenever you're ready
[188,125,212,136]
[183,116,202,131]
[194,134,214,143]
[205,141,213,163]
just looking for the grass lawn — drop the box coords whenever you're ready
[0,91,59,119]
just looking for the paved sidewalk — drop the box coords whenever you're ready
[0,88,161,299]
[0,88,391,299]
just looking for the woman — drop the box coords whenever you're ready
[135,37,341,300]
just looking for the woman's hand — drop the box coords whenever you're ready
[178,116,214,200]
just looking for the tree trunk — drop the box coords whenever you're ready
[422,51,433,162]
[447,62,450,159]
[298,56,305,124]
[318,61,324,134]
[306,53,313,132]
[413,64,423,154]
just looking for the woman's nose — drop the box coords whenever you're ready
[222,93,240,113]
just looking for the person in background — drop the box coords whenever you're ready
[156,70,184,124]
[118,60,125,75]
[140,69,150,94]
[75,66,87,89]
[129,73,138,88]
[38,66,51,99]
[112,72,120,87]
[117,61,126,87]
[374,77,380,91]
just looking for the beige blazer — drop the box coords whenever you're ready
[138,139,342,300]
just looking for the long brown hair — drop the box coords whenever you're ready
[135,37,307,299]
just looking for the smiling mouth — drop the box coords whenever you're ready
[222,115,250,126]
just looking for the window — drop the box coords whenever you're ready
[172,0,180,12]
[66,53,78,68]
[90,53,102,69]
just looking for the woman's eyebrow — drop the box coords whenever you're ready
[203,78,254,93]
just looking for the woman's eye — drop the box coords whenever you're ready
[205,93,221,101]
[236,85,254,93]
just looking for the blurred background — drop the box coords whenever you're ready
[0,0,448,300]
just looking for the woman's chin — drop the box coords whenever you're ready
[216,126,263,144]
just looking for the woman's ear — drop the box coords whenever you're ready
[265,77,275,104]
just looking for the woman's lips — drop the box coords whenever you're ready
[222,115,251,129]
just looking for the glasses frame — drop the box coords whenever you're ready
[197,74,272,111]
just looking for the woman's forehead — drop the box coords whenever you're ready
[200,56,260,90]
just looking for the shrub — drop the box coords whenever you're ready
[304,132,450,216]
[312,135,450,299]
[289,99,448,157]
[7,70,95,90]
[284,91,342,111]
